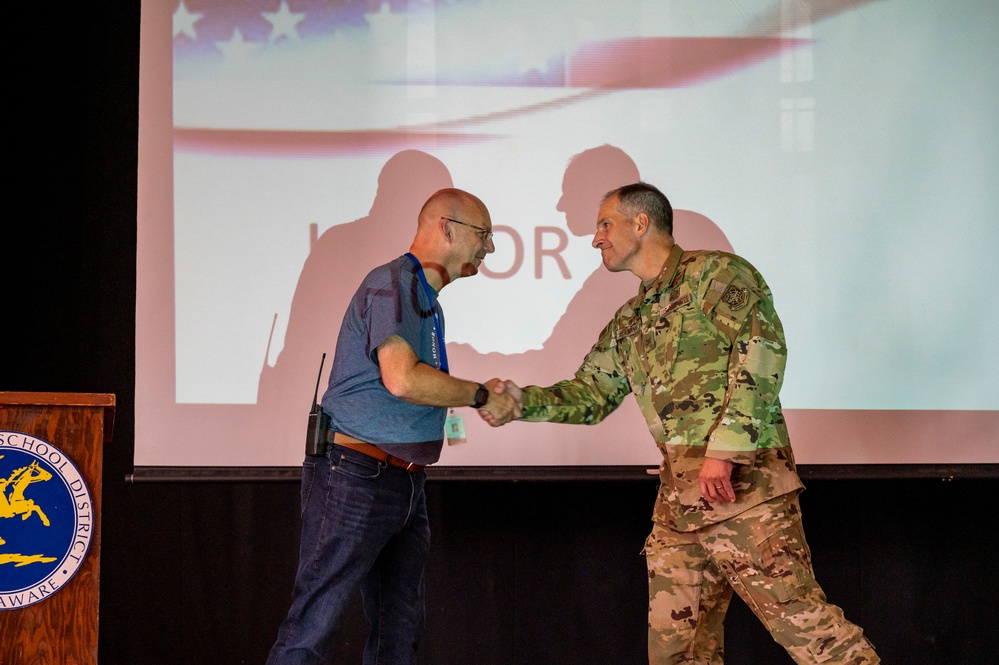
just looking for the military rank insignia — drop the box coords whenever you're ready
[722,285,750,310]
[1,431,94,610]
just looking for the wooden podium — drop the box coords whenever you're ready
[0,392,114,665]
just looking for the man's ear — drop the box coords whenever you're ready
[438,216,452,242]
[634,212,650,237]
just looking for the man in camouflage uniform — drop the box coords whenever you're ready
[487,183,878,664]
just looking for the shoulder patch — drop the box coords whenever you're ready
[722,285,750,310]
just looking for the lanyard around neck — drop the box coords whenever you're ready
[404,253,449,374]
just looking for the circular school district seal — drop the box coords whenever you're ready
[0,431,94,610]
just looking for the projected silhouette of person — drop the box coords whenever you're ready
[256,150,454,437]
[445,145,732,386]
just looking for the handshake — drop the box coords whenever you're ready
[476,379,523,427]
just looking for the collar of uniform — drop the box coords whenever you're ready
[639,244,684,304]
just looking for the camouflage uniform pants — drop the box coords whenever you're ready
[644,493,878,664]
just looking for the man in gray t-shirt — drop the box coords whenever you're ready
[324,255,448,466]
[267,188,519,664]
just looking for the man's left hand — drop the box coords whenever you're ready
[699,458,736,503]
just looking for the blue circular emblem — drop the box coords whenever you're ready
[0,431,94,610]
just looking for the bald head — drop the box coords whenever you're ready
[418,188,489,229]
[409,188,494,290]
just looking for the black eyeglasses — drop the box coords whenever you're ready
[443,216,493,242]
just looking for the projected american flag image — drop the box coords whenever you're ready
[168,0,865,152]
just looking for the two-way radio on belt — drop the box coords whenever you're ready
[304,353,330,457]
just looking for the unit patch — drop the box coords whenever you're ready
[0,431,94,610]
[722,285,750,310]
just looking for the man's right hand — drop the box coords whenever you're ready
[478,379,523,427]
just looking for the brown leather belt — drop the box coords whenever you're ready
[332,433,426,473]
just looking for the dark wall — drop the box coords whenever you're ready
[81,477,997,665]
[6,4,997,664]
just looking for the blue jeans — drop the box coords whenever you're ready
[267,444,430,665]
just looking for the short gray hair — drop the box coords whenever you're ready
[603,182,673,235]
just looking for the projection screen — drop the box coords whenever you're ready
[135,0,999,473]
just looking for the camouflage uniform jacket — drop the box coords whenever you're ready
[521,245,804,531]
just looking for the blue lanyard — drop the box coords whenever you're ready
[404,253,449,374]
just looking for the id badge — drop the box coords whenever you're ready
[445,410,467,445]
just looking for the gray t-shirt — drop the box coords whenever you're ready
[321,255,446,465]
